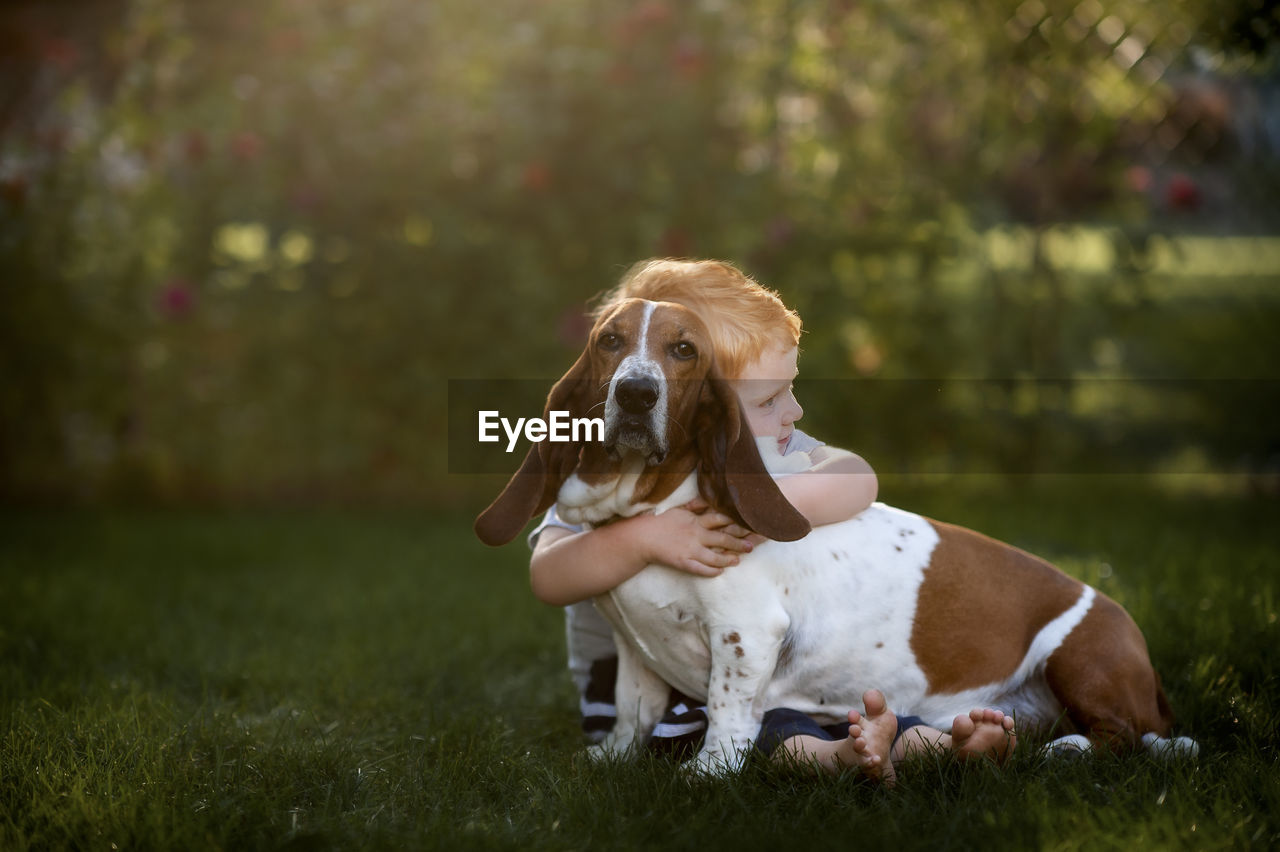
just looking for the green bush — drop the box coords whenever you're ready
[2,0,1276,502]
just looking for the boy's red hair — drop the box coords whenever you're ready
[595,259,801,379]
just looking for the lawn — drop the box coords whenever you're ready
[2,478,1277,850]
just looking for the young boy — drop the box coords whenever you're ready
[529,259,1015,780]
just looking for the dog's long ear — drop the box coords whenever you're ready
[694,374,810,542]
[474,350,594,546]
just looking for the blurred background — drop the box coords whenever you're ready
[2,0,1278,506]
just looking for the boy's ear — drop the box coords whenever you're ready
[474,350,594,546]
[694,373,810,542]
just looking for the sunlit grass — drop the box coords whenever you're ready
[2,484,1277,849]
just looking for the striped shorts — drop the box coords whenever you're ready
[581,655,925,760]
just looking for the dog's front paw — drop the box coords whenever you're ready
[587,734,632,763]
[682,746,742,778]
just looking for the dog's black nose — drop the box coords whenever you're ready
[616,377,659,414]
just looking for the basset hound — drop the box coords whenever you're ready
[476,298,1197,774]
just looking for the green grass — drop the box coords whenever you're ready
[2,480,1278,850]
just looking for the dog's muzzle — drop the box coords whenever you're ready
[604,375,667,464]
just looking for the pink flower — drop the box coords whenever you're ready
[632,1,672,26]
[672,38,705,80]
[230,131,263,162]
[1165,173,1201,211]
[522,161,552,192]
[557,308,592,348]
[157,279,196,319]
[1124,165,1152,194]
[184,131,209,164]
[766,216,795,247]
[41,37,79,71]
[0,176,27,210]
[607,62,636,85]
[270,28,304,56]
[290,182,323,212]
[613,1,673,45]
[658,226,692,258]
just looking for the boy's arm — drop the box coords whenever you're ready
[529,506,756,607]
[774,447,878,528]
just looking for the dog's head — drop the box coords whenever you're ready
[474,299,810,546]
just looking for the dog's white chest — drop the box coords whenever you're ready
[599,504,941,722]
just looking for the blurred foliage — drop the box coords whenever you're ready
[1,0,1278,503]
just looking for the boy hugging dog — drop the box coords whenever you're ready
[525,259,1016,782]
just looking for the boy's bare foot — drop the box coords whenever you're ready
[949,708,1017,763]
[835,689,898,786]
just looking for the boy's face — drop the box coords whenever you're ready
[732,344,803,454]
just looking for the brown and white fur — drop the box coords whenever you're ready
[475,298,1196,774]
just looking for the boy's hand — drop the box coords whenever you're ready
[643,499,755,577]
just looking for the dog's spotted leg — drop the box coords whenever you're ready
[690,619,788,776]
[589,634,669,762]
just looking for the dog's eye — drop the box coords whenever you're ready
[671,341,697,361]
[598,333,622,351]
